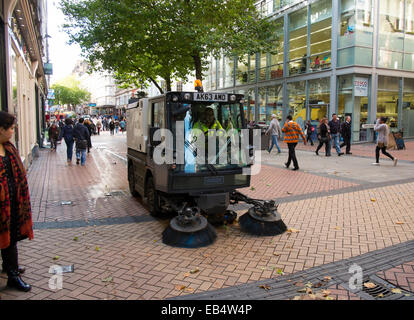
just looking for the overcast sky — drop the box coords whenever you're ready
[47,0,82,84]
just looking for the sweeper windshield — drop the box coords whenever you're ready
[169,101,248,173]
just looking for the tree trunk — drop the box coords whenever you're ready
[149,77,163,94]
[166,76,172,92]
[193,54,203,81]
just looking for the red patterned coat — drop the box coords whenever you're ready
[0,142,33,249]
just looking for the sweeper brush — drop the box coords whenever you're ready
[230,191,287,236]
[162,206,217,248]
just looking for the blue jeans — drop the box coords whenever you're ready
[331,133,341,154]
[268,135,281,153]
[76,149,87,165]
[65,139,74,161]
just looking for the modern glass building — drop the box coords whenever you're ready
[203,0,414,142]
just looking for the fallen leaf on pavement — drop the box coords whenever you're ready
[190,267,200,274]
[73,236,79,241]
[184,273,190,277]
[287,228,300,233]
[175,285,186,291]
[259,285,271,290]
[313,282,324,288]
[276,269,285,275]
[184,287,195,293]
[391,288,402,294]
[95,246,100,251]
[370,198,376,202]
[102,276,113,283]
[53,256,60,260]
[286,191,293,195]
[334,226,341,230]
[250,187,256,191]
[322,290,331,297]
[377,293,384,298]
[323,276,332,281]
[395,221,405,225]
[363,282,376,289]
[273,253,280,256]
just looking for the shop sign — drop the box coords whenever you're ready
[354,77,368,97]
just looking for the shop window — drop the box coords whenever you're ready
[377,76,400,132]
[236,55,248,86]
[287,81,306,127]
[289,7,308,75]
[403,78,414,137]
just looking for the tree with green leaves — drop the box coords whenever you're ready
[51,77,91,111]
[61,0,280,93]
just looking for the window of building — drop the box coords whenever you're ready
[308,77,330,124]
[224,56,234,88]
[289,7,308,75]
[236,55,249,86]
[403,78,414,137]
[152,102,165,128]
[404,0,414,70]
[262,85,283,124]
[378,0,404,69]
[259,18,284,81]
[249,53,256,83]
[310,0,332,72]
[236,88,255,123]
[338,0,373,67]
[377,76,400,132]
[217,56,224,89]
[287,80,306,127]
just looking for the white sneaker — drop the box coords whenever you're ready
[394,158,398,167]
[372,162,380,166]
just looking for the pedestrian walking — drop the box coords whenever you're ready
[372,117,398,166]
[0,111,33,292]
[282,114,307,171]
[73,118,91,166]
[109,119,115,136]
[304,120,314,146]
[340,115,352,154]
[96,119,102,135]
[265,114,282,153]
[84,119,93,153]
[315,118,331,156]
[58,118,75,164]
[114,119,120,134]
[328,113,344,156]
[119,119,126,134]
[48,122,59,151]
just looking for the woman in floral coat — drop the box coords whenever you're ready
[0,111,33,292]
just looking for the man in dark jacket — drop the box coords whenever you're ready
[328,113,344,156]
[73,118,91,166]
[59,118,75,164]
[340,115,352,154]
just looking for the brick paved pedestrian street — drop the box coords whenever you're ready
[1,132,414,301]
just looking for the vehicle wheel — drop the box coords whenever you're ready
[128,165,139,197]
[145,176,161,216]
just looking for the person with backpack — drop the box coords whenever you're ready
[73,118,91,166]
[58,118,75,164]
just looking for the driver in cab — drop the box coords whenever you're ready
[193,107,224,136]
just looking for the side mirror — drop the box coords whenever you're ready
[149,127,161,147]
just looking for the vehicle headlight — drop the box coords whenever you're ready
[172,95,179,102]
[230,95,236,102]
[184,93,192,100]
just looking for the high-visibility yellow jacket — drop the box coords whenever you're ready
[193,120,223,135]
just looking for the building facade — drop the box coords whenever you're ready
[1,0,48,167]
[203,0,414,142]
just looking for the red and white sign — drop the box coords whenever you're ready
[354,77,368,97]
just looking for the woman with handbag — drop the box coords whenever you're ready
[73,118,90,166]
[0,111,33,292]
[372,117,397,166]
[315,118,331,156]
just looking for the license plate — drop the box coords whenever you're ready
[204,176,224,185]
[194,93,228,102]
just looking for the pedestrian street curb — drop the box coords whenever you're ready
[33,214,155,230]
[170,240,414,300]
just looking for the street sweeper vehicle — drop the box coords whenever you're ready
[126,84,287,248]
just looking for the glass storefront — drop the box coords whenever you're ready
[378,0,404,69]
[287,80,306,127]
[259,18,284,81]
[310,0,332,72]
[377,76,399,132]
[258,85,283,124]
[236,55,249,86]
[308,77,329,123]
[289,7,308,75]
[236,88,255,123]
[338,0,373,67]
[403,78,414,137]
[224,56,234,88]
[404,0,414,70]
